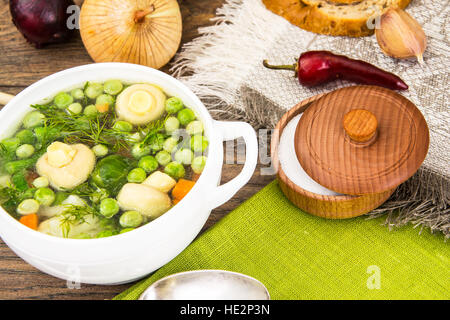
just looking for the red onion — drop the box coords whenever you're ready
[10,0,75,48]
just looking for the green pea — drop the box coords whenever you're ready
[17,199,40,215]
[174,148,194,165]
[23,111,45,129]
[96,94,114,107]
[177,108,196,126]
[127,168,147,183]
[165,97,184,114]
[120,228,135,234]
[163,137,179,153]
[15,129,35,145]
[165,116,180,134]
[186,120,204,136]
[113,120,133,132]
[1,137,21,153]
[138,156,158,173]
[84,105,97,117]
[131,143,151,159]
[92,144,109,157]
[104,80,123,95]
[156,151,172,166]
[71,88,85,100]
[67,103,83,115]
[190,135,209,153]
[96,230,117,238]
[164,161,185,180]
[54,92,73,109]
[33,176,49,188]
[34,187,56,206]
[16,144,35,159]
[119,211,143,228]
[99,198,120,218]
[85,83,104,99]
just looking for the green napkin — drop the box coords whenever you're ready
[114,181,449,300]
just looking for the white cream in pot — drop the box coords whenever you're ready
[278,114,342,196]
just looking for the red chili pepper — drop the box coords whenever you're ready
[263,51,408,90]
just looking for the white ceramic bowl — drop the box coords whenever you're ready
[0,63,258,285]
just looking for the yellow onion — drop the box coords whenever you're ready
[80,0,182,69]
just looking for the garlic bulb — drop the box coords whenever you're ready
[375,8,427,64]
[80,0,182,69]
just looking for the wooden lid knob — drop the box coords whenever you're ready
[343,109,378,143]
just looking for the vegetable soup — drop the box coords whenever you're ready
[0,80,208,239]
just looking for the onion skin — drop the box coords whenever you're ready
[10,0,75,48]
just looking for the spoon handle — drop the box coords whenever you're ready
[0,92,14,105]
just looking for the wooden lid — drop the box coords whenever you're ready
[294,86,429,195]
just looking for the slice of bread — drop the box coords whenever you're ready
[263,0,411,37]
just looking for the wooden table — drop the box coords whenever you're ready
[0,0,274,299]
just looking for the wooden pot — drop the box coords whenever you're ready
[271,94,395,219]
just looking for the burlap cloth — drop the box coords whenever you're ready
[171,0,449,236]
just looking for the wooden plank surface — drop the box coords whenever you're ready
[0,0,275,299]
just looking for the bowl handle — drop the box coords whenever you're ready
[209,121,258,209]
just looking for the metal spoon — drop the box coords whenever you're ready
[139,270,270,300]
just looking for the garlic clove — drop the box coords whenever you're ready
[375,8,427,64]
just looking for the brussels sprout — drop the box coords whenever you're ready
[164,161,185,180]
[165,97,184,114]
[17,199,40,215]
[186,120,204,136]
[113,121,133,132]
[148,133,165,152]
[100,198,120,218]
[91,155,133,195]
[16,144,35,159]
[127,168,147,183]
[34,187,56,206]
[96,94,115,107]
[165,116,180,134]
[177,108,196,126]
[84,105,97,117]
[15,129,35,145]
[174,148,194,165]
[131,143,151,159]
[23,111,45,128]
[191,156,207,174]
[1,137,20,153]
[85,83,104,99]
[163,137,179,153]
[138,156,158,173]
[190,135,209,153]
[92,144,109,157]
[156,151,171,166]
[71,88,85,100]
[54,92,73,109]
[104,80,123,95]
[67,103,83,115]
[119,211,143,228]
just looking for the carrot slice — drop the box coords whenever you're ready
[96,103,109,113]
[19,213,38,230]
[172,179,196,201]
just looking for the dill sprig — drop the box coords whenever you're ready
[59,204,100,238]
